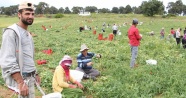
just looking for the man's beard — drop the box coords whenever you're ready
[21,18,34,25]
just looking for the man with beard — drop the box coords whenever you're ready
[0,1,41,98]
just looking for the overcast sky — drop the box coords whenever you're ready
[0,0,186,10]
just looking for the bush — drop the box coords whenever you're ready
[162,14,177,18]
[54,13,64,18]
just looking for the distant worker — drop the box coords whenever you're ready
[112,24,118,36]
[160,27,165,39]
[175,28,182,45]
[170,28,175,38]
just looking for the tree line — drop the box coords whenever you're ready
[0,0,185,16]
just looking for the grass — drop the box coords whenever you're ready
[0,13,186,97]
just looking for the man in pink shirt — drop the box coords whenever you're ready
[128,19,142,68]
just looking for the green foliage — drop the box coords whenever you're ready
[85,6,97,13]
[167,0,184,15]
[141,0,164,16]
[54,13,64,18]
[162,14,177,18]
[35,2,49,14]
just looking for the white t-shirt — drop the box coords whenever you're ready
[176,30,180,38]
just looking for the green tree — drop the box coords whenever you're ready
[35,2,49,14]
[3,5,18,16]
[98,8,110,13]
[85,6,97,13]
[183,5,186,15]
[111,7,119,14]
[125,5,132,14]
[167,0,184,15]
[4,7,12,16]
[64,7,71,14]
[119,6,125,14]
[72,7,83,14]
[141,0,164,16]
[132,6,143,14]
[0,7,4,14]
[49,6,58,14]
[58,7,64,13]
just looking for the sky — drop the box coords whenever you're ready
[0,0,186,10]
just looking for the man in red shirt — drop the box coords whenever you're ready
[170,28,175,38]
[128,19,142,68]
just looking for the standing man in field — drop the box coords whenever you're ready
[128,19,142,68]
[0,1,41,98]
[112,24,118,36]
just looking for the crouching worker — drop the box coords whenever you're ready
[52,55,84,98]
[75,44,101,81]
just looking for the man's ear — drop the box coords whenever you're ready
[17,12,21,19]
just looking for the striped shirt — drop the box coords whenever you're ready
[77,52,95,69]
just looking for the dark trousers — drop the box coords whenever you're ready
[79,27,84,32]
[176,38,181,45]
[75,67,100,78]
[113,30,117,36]
[182,39,186,49]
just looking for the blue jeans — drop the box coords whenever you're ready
[130,46,138,68]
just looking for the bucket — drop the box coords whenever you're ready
[108,33,114,41]
[146,59,157,65]
[98,33,103,40]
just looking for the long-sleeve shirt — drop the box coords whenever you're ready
[128,25,142,46]
[77,52,95,69]
[52,65,76,92]
[0,24,36,90]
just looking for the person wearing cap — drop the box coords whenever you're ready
[0,1,41,97]
[128,19,142,68]
[52,55,84,97]
[75,44,101,81]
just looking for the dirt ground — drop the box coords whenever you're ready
[0,85,42,98]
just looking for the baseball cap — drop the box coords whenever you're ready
[132,19,138,24]
[18,1,34,10]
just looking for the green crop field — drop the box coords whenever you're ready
[0,13,186,98]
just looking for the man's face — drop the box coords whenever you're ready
[82,49,88,55]
[18,10,34,25]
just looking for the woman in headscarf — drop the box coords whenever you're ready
[52,55,84,98]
